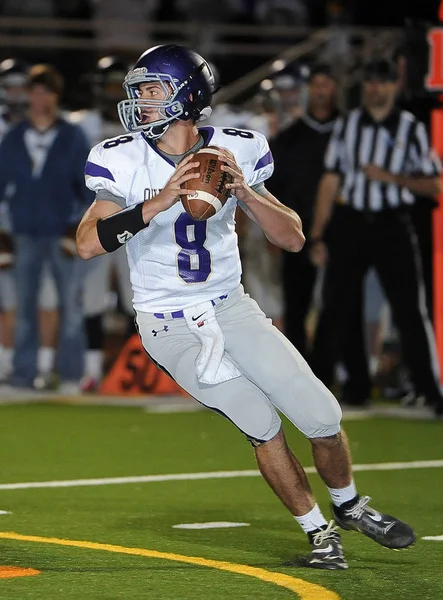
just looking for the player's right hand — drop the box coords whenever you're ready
[151,154,200,212]
[309,239,328,267]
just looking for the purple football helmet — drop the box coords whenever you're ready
[117,45,218,139]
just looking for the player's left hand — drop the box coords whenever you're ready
[218,150,250,202]
[362,164,396,184]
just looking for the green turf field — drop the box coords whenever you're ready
[0,403,442,599]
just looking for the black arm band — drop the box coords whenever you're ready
[96,202,148,253]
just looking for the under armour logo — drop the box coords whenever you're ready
[152,325,169,337]
[117,230,134,244]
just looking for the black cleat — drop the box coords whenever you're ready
[332,495,416,549]
[296,521,348,570]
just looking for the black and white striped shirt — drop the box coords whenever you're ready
[325,108,441,211]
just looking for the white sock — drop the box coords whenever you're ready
[37,346,55,374]
[327,479,358,507]
[0,346,4,376]
[84,350,104,380]
[2,347,13,373]
[294,503,328,534]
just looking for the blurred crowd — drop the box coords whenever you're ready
[216,57,441,413]
[0,40,441,412]
[0,57,134,394]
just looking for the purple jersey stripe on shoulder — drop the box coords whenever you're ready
[85,161,115,182]
[254,149,273,171]
[199,126,215,146]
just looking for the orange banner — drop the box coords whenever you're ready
[99,334,188,396]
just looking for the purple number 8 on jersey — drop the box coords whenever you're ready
[174,212,211,283]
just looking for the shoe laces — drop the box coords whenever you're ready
[312,520,339,546]
[344,495,379,520]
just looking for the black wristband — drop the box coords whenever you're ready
[96,202,148,253]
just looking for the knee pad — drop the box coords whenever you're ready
[245,417,282,447]
[306,423,341,439]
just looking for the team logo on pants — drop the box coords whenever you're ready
[152,325,169,337]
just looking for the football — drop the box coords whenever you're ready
[180,146,233,221]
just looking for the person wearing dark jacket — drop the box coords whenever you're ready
[0,64,93,392]
[268,64,341,357]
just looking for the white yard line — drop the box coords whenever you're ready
[172,522,250,529]
[0,459,442,491]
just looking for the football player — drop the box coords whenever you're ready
[76,45,415,569]
[68,56,133,391]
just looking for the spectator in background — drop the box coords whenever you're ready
[309,58,443,417]
[0,64,93,393]
[0,58,60,388]
[238,87,285,330]
[0,58,29,383]
[175,0,242,60]
[207,86,286,329]
[68,55,134,391]
[254,0,309,26]
[92,0,157,53]
[268,63,340,356]
[270,64,310,131]
[393,43,438,320]
[323,0,353,63]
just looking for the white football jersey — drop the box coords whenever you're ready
[85,126,274,312]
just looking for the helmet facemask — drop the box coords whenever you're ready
[117,62,211,140]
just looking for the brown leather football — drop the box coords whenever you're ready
[180,146,233,221]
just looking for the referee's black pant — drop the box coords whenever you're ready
[283,246,363,386]
[282,248,317,358]
[310,205,443,408]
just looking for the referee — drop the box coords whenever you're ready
[268,63,341,356]
[309,58,443,416]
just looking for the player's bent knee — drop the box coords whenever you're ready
[308,430,342,445]
[304,422,341,439]
[245,414,282,447]
[288,397,342,440]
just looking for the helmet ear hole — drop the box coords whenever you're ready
[165,101,183,118]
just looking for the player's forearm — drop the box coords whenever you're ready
[243,189,305,252]
[77,198,168,260]
[76,218,108,259]
[310,172,340,240]
[393,174,442,198]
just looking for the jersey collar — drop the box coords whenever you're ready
[142,131,206,167]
